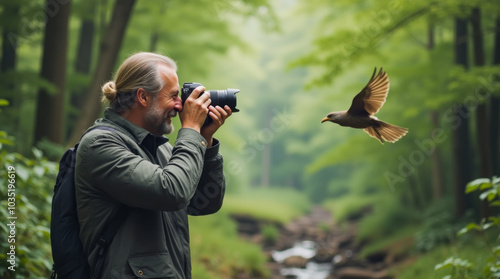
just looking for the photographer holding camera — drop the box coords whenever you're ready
[75,52,232,278]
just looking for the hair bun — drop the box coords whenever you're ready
[101,81,117,103]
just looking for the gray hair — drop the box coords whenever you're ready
[101,52,177,113]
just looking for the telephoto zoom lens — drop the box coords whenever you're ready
[205,89,240,112]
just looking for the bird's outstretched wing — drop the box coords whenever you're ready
[347,68,390,116]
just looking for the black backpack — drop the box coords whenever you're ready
[50,126,127,279]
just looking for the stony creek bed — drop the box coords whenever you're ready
[231,206,396,279]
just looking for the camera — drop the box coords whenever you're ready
[181,82,240,125]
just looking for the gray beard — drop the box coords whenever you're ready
[144,103,175,136]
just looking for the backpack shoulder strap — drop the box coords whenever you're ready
[91,206,128,279]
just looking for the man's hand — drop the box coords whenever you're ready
[201,105,232,147]
[179,86,211,132]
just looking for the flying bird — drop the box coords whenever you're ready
[321,68,408,143]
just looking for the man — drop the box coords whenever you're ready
[75,52,231,278]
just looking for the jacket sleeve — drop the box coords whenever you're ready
[187,138,226,216]
[78,128,207,211]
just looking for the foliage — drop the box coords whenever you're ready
[261,224,279,245]
[0,128,57,278]
[439,176,500,279]
[322,194,379,223]
[415,198,469,252]
[394,243,491,279]
[435,257,474,279]
[221,187,311,224]
[189,212,269,279]
[359,225,416,260]
[356,196,418,244]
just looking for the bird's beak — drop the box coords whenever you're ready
[321,117,330,123]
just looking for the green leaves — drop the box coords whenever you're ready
[0,129,57,278]
[434,257,474,279]
[465,178,493,193]
[465,176,500,202]
[481,189,499,202]
[458,177,500,237]
[0,99,9,116]
[457,221,495,236]
[434,257,473,271]
[447,177,500,278]
[0,131,14,148]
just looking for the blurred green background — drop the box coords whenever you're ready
[1,0,500,278]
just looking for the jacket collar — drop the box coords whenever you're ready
[100,108,169,151]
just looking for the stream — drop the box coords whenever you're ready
[233,206,392,279]
[271,240,332,279]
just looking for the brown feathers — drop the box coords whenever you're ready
[322,67,408,144]
[348,68,390,116]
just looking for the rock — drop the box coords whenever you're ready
[333,254,369,270]
[283,255,308,268]
[231,214,261,235]
[335,267,392,279]
[313,246,338,263]
[334,234,354,249]
[365,251,387,264]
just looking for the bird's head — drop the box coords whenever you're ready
[321,112,342,124]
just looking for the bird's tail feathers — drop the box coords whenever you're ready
[364,121,408,144]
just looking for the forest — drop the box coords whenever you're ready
[0,0,499,278]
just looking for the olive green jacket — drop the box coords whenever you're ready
[75,109,225,278]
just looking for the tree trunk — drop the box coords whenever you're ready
[427,22,444,200]
[453,17,473,217]
[34,0,72,144]
[75,15,96,74]
[471,7,492,219]
[471,8,493,174]
[492,16,500,176]
[430,111,444,199]
[68,5,96,141]
[1,3,18,74]
[1,3,23,152]
[1,3,19,120]
[68,0,136,145]
[1,30,16,73]
[407,175,422,210]
[149,2,167,52]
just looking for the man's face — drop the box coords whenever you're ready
[144,64,181,136]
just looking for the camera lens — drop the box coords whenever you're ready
[207,89,239,112]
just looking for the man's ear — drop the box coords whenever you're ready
[136,88,148,107]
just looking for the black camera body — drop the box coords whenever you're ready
[181,82,240,125]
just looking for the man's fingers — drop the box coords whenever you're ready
[208,105,232,125]
[222,105,232,116]
[189,86,206,99]
[203,97,212,108]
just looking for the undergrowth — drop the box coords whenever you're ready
[189,212,269,279]
[322,194,379,223]
[221,187,311,224]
